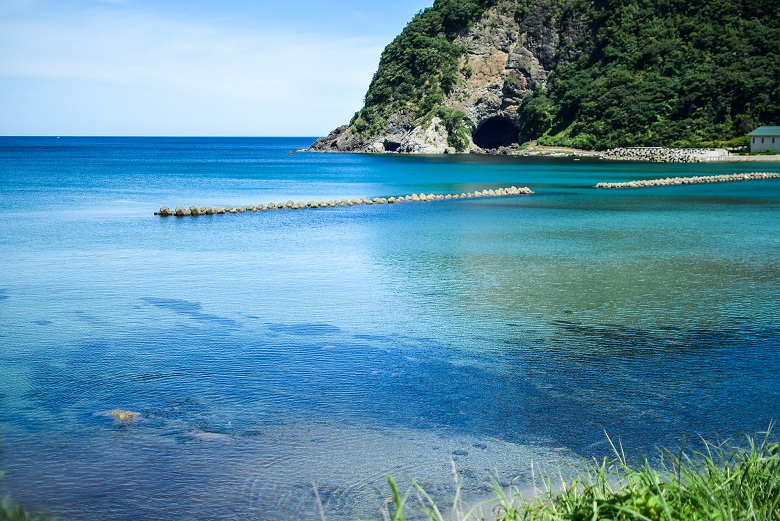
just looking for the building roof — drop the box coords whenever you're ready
[748,126,780,136]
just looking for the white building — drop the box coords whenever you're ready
[748,126,780,153]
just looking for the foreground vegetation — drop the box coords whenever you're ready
[381,429,780,520]
[0,471,54,521]
[0,498,54,521]
[3,430,779,520]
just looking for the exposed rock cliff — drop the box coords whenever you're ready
[309,0,779,153]
[309,0,593,154]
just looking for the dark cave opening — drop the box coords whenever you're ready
[472,116,519,149]
[383,140,401,152]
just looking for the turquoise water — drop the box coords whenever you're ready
[1,137,779,520]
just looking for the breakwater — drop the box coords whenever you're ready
[595,172,779,189]
[155,186,533,217]
[600,147,729,163]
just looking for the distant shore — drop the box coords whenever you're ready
[502,145,780,163]
[302,143,780,163]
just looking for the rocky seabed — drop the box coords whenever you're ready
[155,186,534,217]
[595,172,779,189]
[600,147,728,163]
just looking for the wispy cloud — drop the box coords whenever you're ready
[0,6,382,99]
[0,1,386,134]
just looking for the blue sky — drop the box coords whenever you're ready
[0,0,432,136]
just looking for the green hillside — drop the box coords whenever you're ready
[351,0,493,139]
[355,0,780,150]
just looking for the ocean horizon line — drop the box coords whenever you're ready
[0,135,319,139]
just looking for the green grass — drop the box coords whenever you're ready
[378,428,780,521]
[3,429,779,520]
[0,498,55,521]
[0,472,56,521]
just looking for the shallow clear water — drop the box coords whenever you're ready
[1,137,779,520]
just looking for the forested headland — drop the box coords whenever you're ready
[312,0,780,152]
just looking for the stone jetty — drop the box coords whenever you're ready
[600,147,729,163]
[595,172,779,189]
[155,186,534,217]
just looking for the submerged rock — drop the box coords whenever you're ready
[109,409,140,421]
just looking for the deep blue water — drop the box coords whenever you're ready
[1,137,779,520]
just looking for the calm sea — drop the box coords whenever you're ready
[1,137,779,520]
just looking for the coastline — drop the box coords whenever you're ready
[705,154,780,162]
[301,143,780,163]
[508,146,780,162]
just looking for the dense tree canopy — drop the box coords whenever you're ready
[535,0,780,148]
[355,0,779,149]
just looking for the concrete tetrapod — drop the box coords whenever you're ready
[155,185,535,217]
[595,172,779,189]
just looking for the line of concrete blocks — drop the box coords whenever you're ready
[154,186,534,217]
[595,172,779,189]
[600,147,729,163]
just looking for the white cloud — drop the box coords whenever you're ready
[0,3,385,134]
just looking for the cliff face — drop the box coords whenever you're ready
[311,0,779,153]
[309,0,593,154]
